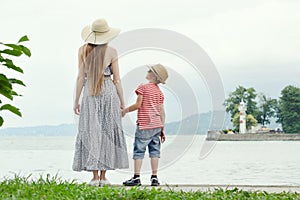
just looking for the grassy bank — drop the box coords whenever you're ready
[0,174,299,199]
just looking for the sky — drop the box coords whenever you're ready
[0,0,299,128]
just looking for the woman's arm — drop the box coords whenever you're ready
[111,49,125,108]
[74,47,85,115]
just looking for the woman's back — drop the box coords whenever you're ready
[80,44,117,96]
[73,44,128,171]
[73,19,128,180]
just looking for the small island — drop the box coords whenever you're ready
[207,85,300,141]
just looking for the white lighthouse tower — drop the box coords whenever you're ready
[238,100,247,134]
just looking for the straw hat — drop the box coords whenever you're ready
[148,64,169,84]
[81,19,120,45]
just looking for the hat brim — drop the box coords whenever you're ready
[147,66,166,84]
[81,25,121,45]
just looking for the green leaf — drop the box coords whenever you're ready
[3,63,24,73]
[3,59,24,73]
[11,91,21,96]
[0,79,12,92]
[19,45,31,57]
[0,116,3,126]
[2,43,21,50]
[0,90,13,100]
[0,75,14,100]
[0,104,22,117]
[0,80,12,90]
[0,49,22,57]
[0,73,10,81]
[0,54,4,62]
[9,78,26,87]
[18,35,29,43]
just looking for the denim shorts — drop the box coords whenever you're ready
[133,126,162,159]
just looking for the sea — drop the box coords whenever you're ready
[1,135,300,186]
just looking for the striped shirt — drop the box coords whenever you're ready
[135,83,164,130]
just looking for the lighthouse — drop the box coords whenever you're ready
[238,100,247,134]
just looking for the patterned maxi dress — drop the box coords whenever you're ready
[72,64,129,171]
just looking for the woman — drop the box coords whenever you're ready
[72,19,129,186]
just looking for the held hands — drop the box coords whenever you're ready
[121,108,127,117]
[160,128,166,143]
[120,103,126,117]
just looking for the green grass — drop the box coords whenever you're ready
[0,174,299,200]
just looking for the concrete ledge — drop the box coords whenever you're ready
[111,184,300,193]
[206,131,300,141]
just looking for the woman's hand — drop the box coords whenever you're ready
[74,104,80,115]
[121,108,127,117]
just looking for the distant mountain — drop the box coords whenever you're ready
[0,124,77,136]
[0,112,232,136]
[165,111,232,134]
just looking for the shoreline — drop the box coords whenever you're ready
[111,184,300,193]
[206,131,300,141]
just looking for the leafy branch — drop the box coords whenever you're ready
[0,35,31,126]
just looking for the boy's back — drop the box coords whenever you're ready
[135,83,164,130]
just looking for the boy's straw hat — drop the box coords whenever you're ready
[148,64,169,84]
[81,19,120,45]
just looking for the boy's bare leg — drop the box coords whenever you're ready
[150,157,159,175]
[134,159,143,175]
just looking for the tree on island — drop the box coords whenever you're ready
[225,85,300,134]
[277,85,300,133]
[224,86,278,132]
[224,85,260,121]
[257,94,278,126]
[0,36,31,127]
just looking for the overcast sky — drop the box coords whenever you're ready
[1,0,299,128]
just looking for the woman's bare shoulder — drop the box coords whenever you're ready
[106,46,118,61]
[107,46,118,54]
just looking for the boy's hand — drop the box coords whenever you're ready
[160,128,166,143]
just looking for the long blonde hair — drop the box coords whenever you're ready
[81,43,107,96]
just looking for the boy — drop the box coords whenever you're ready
[122,64,168,186]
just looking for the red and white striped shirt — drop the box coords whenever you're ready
[135,83,164,130]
